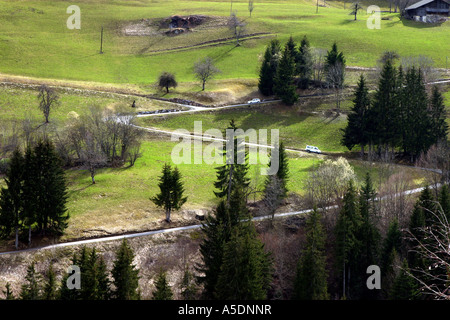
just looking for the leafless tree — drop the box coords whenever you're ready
[417,142,450,193]
[327,62,346,111]
[248,0,255,17]
[116,113,144,164]
[37,85,59,123]
[193,57,221,91]
[311,48,327,86]
[80,131,107,184]
[262,175,284,220]
[401,55,439,84]
[404,204,450,300]
[228,12,246,46]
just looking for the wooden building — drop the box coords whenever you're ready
[405,0,450,22]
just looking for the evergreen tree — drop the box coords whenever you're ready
[296,35,313,89]
[371,59,399,160]
[438,184,450,221]
[3,282,15,300]
[82,248,110,300]
[215,221,273,300]
[273,45,298,105]
[429,86,448,144]
[197,187,248,299]
[27,140,69,235]
[151,163,188,223]
[43,264,57,300]
[341,75,371,158]
[294,208,329,300]
[0,149,24,249]
[180,267,197,300]
[325,42,345,86]
[214,120,250,201]
[111,239,140,300]
[258,40,281,96]
[401,68,431,161]
[380,219,403,297]
[389,259,419,300]
[20,262,41,300]
[358,173,381,299]
[334,181,363,299]
[152,270,173,300]
[265,141,289,199]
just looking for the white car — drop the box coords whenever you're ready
[305,145,322,154]
[247,98,261,104]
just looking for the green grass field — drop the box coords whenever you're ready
[139,104,350,152]
[0,0,448,86]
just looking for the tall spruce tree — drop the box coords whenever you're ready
[152,270,173,300]
[341,75,371,158]
[265,142,289,198]
[294,207,329,300]
[214,221,273,300]
[214,120,250,202]
[296,35,313,89]
[197,187,248,299]
[429,86,448,144]
[43,264,57,300]
[0,149,24,249]
[258,40,281,96]
[273,45,298,105]
[334,181,363,299]
[438,184,450,220]
[111,239,140,300]
[3,282,15,300]
[389,259,419,300]
[151,164,187,223]
[20,262,41,300]
[358,173,381,299]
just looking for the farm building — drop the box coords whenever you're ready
[404,0,450,22]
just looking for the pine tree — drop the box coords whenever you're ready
[380,218,403,297]
[43,264,57,300]
[389,259,419,300]
[82,248,110,300]
[258,40,281,96]
[273,45,298,105]
[334,180,363,299]
[341,75,370,158]
[0,149,24,249]
[294,207,329,300]
[28,140,69,235]
[265,141,289,198]
[429,86,448,144]
[358,173,381,299]
[111,239,140,300]
[325,42,345,86]
[371,59,399,160]
[20,262,41,300]
[215,222,273,300]
[296,35,313,89]
[180,267,197,300]
[214,120,250,201]
[438,184,450,221]
[197,187,247,299]
[151,163,187,223]
[152,270,173,300]
[3,282,15,300]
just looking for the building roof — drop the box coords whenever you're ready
[405,0,450,10]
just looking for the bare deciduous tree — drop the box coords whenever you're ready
[401,55,439,84]
[327,62,346,111]
[193,57,221,91]
[417,142,450,193]
[311,48,327,86]
[228,12,246,46]
[37,85,59,123]
[405,204,450,300]
[248,0,255,17]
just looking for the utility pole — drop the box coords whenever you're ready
[100,26,104,54]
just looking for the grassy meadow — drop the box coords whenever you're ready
[0,0,448,86]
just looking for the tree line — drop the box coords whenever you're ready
[258,37,346,107]
[0,140,69,249]
[342,59,448,162]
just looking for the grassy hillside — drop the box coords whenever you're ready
[0,0,448,85]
